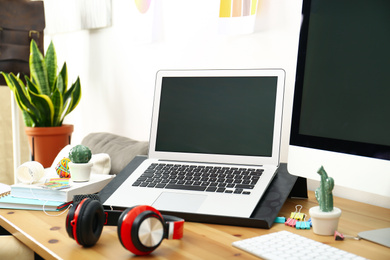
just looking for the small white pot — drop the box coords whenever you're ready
[69,162,93,182]
[309,206,342,236]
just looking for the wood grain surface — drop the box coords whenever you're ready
[1,191,389,259]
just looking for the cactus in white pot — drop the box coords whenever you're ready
[309,166,341,235]
[68,145,93,182]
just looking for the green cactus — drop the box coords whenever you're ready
[69,145,92,163]
[315,166,335,212]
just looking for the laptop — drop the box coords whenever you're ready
[104,69,286,218]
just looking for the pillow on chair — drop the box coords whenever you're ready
[81,133,148,175]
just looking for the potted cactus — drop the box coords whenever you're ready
[309,166,342,235]
[1,40,81,168]
[68,145,92,182]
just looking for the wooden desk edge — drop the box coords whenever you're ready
[0,213,61,260]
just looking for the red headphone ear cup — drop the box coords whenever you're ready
[117,206,164,256]
[66,201,79,239]
[69,199,105,247]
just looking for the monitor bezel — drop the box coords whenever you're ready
[289,0,390,161]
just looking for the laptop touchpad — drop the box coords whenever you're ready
[152,192,206,213]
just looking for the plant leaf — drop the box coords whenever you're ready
[24,75,40,95]
[52,75,64,126]
[29,39,50,96]
[28,90,55,126]
[7,73,40,126]
[21,110,34,127]
[0,72,15,92]
[44,41,58,93]
[58,63,68,95]
[1,73,28,114]
[61,77,81,124]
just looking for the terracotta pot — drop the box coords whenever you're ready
[25,124,74,168]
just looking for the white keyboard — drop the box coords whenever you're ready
[232,230,366,260]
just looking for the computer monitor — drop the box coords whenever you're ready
[288,0,390,205]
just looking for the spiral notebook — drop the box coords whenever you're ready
[0,183,11,197]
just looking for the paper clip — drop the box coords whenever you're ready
[296,215,311,230]
[274,217,286,223]
[290,212,305,220]
[285,218,297,227]
[334,231,360,241]
[285,205,303,227]
[289,205,305,220]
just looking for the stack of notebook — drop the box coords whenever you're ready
[0,174,114,211]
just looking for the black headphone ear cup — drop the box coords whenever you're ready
[73,199,105,247]
[117,206,164,256]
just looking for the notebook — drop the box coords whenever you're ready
[104,69,286,218]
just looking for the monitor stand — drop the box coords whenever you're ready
[359,228,390,248]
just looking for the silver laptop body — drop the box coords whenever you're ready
[105,69,285,218]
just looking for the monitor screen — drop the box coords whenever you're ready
[288,0,390,202]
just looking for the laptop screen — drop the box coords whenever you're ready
[149,69,285,166]
[155,76,277,157]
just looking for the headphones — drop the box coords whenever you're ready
[66,198,184,255]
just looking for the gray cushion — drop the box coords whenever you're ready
[81,132,148,175]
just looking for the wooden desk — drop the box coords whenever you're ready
[1,191,389,260]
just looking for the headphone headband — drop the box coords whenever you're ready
[66,199,184,255]
[162,215,184,240]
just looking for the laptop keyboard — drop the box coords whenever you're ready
[131,163,263,195]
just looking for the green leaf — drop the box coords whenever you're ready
[8,73,40,122]
[1,72,15,92]
[24,75,40,95]
[28,90,55,126]
[29,40,50,96]
[21,110,34,127]
[52,76,64,126]
[44,41,58,93]
[61,77,81,124]
[58,63,68,95]
[1,73,30,119]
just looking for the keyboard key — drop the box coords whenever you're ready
[141,172,154,177]
[206,186,217,192]
[164,184,207,191]
[235,184,255,189]
[232,231,367,260]
[132,162,264,195]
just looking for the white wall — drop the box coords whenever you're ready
[43,0,390,207]
[45,0,302,163]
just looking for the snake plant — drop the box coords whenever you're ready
[0,40,81,127]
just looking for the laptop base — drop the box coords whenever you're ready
[99,156,304,229]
